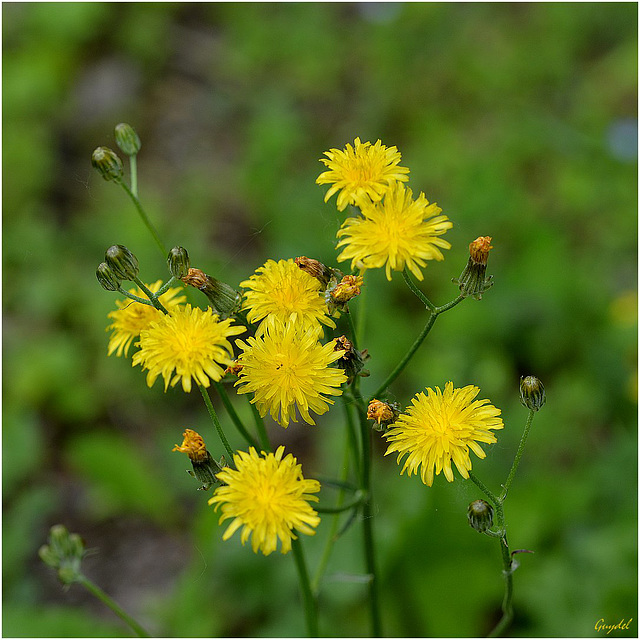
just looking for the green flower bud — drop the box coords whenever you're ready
[467,499,494,533]
[114,123,141,156]
[39,524,86,585]
[91,146,123,182]
[96,262,121,291]
[167,246,191,279]
[520,375,546,411]
[105,245,139,281]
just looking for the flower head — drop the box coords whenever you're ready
[208,446,321,555]
[336,182,452,281]
[384,382,504,486]
[132,304,245,392]
[172,429,209,463]
[106,280,186,357]
[317,137,409,211]
[235,321,347,427]
[240,259,335,336]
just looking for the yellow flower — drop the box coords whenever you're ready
[240,258,335,336]
[208,446,321,555]
[235,320,347,427]
[317,137,410,211]
[336,182,452,281]
[384,382,504,486]
[106,280,186,357]
[132,304,245,392]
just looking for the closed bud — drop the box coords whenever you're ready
[114,123,141,156]
[167,246,191,279]
[91,146,123,182]
[520,375,546,411]
[105,244,139,281]
[452,236,494,300]
[39,524,86,585]
[96,262,121,291]
[181,268,241,319]
[468,499,494,533]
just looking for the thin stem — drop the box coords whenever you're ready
[488,502,514,638]
[316,492,364,514]
[468,471,501,507]
[500,409,535,501]
[402,268,436,311]
[116,288,154,306]
[346,309,359,352]
[118,180,166,256]
[132,277,168,314]
[77,574,151,637]
[214,382,258,449]
[198,384,234,461]
[129,154,138,198]
[291,538,319,637]
[249,400,271,452]
[155,277,177,297]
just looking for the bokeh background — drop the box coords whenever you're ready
[3,2,637,637]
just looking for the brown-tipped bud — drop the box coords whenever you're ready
[295,256,336,289]
[91,146,123,182]
[468,499,494,533]
[520,375,546,411]
[181,268,241,319]
[114,123,141,156]
[96,261,122,291]
[452,236,494,300]
[167,246,191,279]
[333,335,369,382]
[330,275,364,305]
[367,399,400,432]
[173,429,220,491]
[105,244,139,281]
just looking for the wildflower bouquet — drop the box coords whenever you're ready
[41,126,546,637]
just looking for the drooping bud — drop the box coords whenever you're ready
[295,256,337,289]
[333,335,370,382]
[467,499,494,533]
[114,123,141,156]
[167,246,191,279]
[367,398,400,432]
[452,236,494,300]
[172,429,223,490]
[96,262,122,291]
[91,146,124,182]
[519,375,546,411]
[39,524,86,585]
[104,244,139,281]
[181,267,241,319]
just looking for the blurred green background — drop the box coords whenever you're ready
[3,2,637,637]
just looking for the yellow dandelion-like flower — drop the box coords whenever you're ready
[240,258,335,336]
[384,382,504,486]
[317,137,410,211]
[208,446,321,555]
[336,182,452,281]
[132,304,245,393]
[235,321,347,427]
[106,280,186,357]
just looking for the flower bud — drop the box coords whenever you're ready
[167,246,191,279]
[173,429,220,490]
[295,256,337,289]
[452,236,494,300]
[39,524,86,585]
[520,375,546,411]
[181,268,241,319]
[114,123,141,156]
[91,146,124,182]
[105,244,139,281]
[467,499,494,533]
[96,262,121,291]
[367,399,400,432]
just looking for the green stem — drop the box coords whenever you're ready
[118,180,166,256]
[116,288,154,307]
[346,309,359,352]
[78,574,151,637]
[500,409,535,501]
[132,277,168,314]
[468,471,501,507]
[198,384,234,461]
[129,154,138,198]
[402,268,436,311]
[214,382,258,449]
[291,537,319,636]
[316,492,364,514]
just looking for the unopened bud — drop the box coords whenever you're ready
[96,262,121,291]
[91,146,123,182]
[468,499,494,533]
[367,399,400,432]
[452,236,494,300]
[39,524,86,585]
[114,123,141,156]
[105,244,139,281]
[181,268,241,319]
[167,246,191,279]
[520,375,546,411]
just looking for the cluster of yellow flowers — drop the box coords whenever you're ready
[104,138,503,555]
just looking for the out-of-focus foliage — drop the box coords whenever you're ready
[3,3,636,637]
